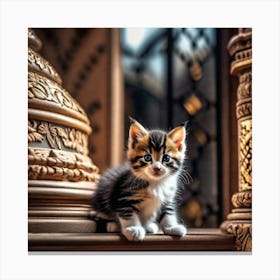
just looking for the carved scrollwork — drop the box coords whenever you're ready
[236,72,252,119]
[223,223,252,251]
[239,119,252,191]
[28,48,62,85]
[28,120,44,142]
[232,190,252,208]
[220,29,252,251]
[228,29,252,75]
[238,72,251,100]
[28,28,42,51]
[236,101,252,119]
[228,33,251,57]
[27,29,100,234]
[28,120,89,155]
[28,72,87,119]
[28,148,99,182]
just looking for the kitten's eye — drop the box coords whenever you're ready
[162,154,170,162]
[144,154,152,162]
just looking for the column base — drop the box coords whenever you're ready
[220,208,252,251]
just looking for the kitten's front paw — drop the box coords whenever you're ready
[123,226,146,241]
[145,222,159,234]
[163,224,187,237]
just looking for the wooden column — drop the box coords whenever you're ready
[33,28,124,172]
[28,29,100,233]
[220,28,252,251]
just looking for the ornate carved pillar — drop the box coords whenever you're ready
[220,28,252,251]
[28,29,100,233]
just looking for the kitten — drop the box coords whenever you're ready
[91,118,188,241]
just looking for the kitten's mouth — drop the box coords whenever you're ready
[150,170,165,178]
[145,168,165,180]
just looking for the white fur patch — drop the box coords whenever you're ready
[145,222,159,234]
[123,226,146,241]
[163,224,187,236]
[138,173,178,225]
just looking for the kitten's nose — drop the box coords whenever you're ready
[152,162,162,173]
[153,166,161,173]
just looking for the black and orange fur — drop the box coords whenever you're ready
[91,118,190,241]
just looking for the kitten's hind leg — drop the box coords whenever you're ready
[106,221,120,233]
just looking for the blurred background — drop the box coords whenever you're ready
[34,28,238,228]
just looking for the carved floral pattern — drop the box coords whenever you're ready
[236,102,252,119]
[223,223,252,251]
[232,190,252,208]
[28,120,88,155]
[238,72,252,100]
[220,29,252,251]
[28,148,99,182]
[28,48,62,84]
[28,72,87,118]
[28,120,44,143]
[236,72,252,119]
[239,119,252,191]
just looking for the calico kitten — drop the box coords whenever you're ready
[91,118,189,241]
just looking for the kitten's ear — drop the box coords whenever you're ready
[128,117,148,149]
[167,124,186,151]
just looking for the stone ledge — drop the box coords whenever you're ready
[29,228,236,251]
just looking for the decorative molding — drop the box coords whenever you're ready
[28,147,99,182]
[233,49,252,65]
[28,108,92,135]
[28,120,89,155]
[238,72,251,100]
[220,29,252,251]
[232,190,252,208]
[28,29,100,235]
[28,28,42,51]
[228,29,252,75]
[28,120,44,143]
[32,29,114,171]
[228,31,252,57]
[28,48,62,85]
[236,101,252,119]
[236,72,252,119]
[28,72,89,123]
[239,119,252,191]
[221,222,251,251]
[29,180,98,192]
